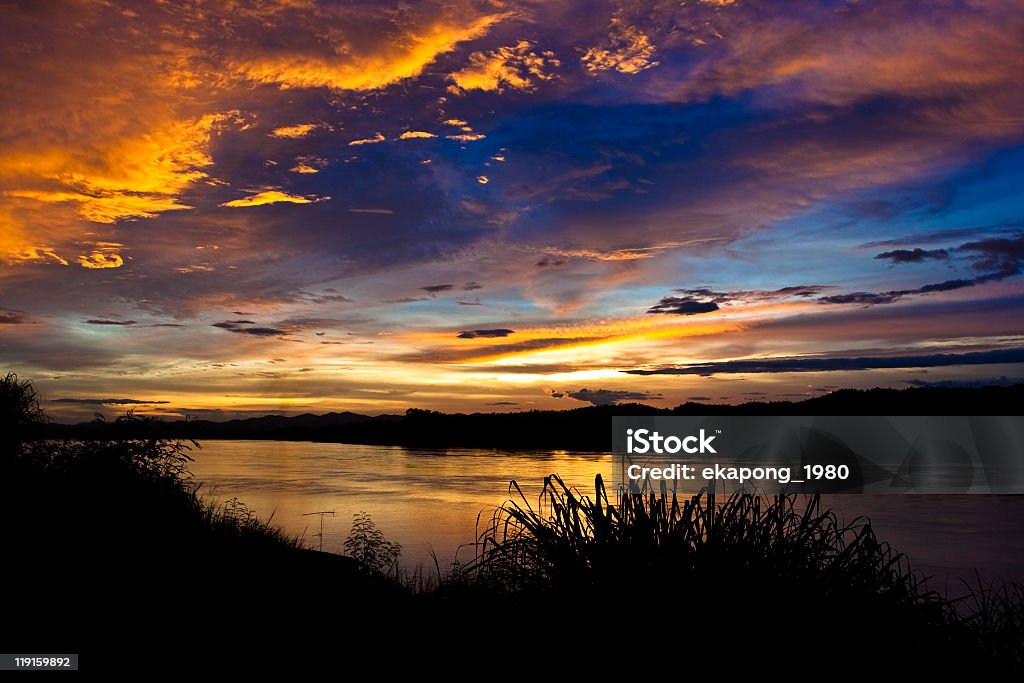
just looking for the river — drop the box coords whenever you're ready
[187,440,1024,588]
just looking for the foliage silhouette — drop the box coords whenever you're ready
[0,372,46,456]
[343,512,402,576]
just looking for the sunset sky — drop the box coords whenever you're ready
[2,0,1023,422]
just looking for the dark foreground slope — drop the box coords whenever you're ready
[41,384,1024,450]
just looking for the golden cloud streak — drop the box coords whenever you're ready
[270,123,319,138]
[541,241,704,262]
[349,134,385,146]
[462,321,744,366]
[220,190,328,207]
[233,14,507,91]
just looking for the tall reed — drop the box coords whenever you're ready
[472,473,933,609]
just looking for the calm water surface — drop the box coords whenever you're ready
[188,440,1024,588]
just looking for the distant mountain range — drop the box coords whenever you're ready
[44,409,401,438]
[39,385,1024,451]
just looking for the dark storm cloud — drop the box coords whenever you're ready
[625,348,1024,376]
[457,328,514,339]
[564,388,662,406]
[212,321,287,336]
[84,319,137,326]
[462,282,483,291]
[485,401,519,406]
[647,297,719,316]
[687,396,712,401]
[52,397,170,405]
[875,248,949,264]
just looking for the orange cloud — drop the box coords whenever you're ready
[232,14,507,91]
[399,131,437,139]
[542,244,691,262]
[450,40,559,93]
[582,19,658,75]
[349,134,386,146]
[270,123,319,138]
[77,242,125,270]
[2,114,228,225]
[220,190,328,208]
[289,156,327,174]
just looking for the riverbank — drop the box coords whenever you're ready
[4,428,1021,672]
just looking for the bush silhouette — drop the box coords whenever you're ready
[0,372,45,457]
[344,512,402,576]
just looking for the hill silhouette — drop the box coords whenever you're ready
[41,384,1024,450]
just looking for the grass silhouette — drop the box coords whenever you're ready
[450,474,1022,673]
